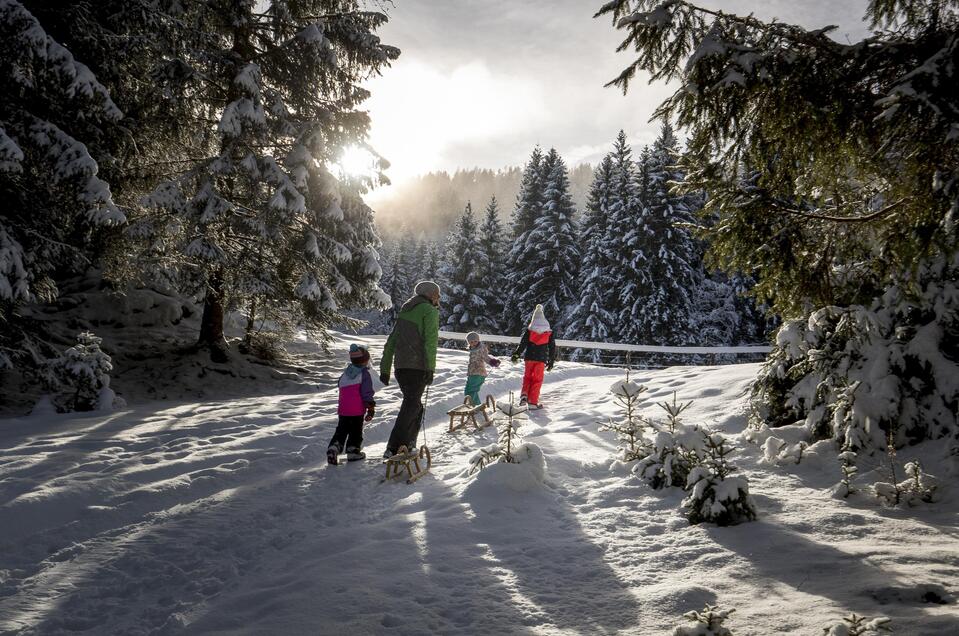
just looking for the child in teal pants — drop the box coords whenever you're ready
[465,332,500,405]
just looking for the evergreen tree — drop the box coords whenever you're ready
[504,146,545,334]
[477,196,508,332]
[618,124,700,346]
[441,202,485,331]
[0,0,126,370]
[568,154,618,360]
[513,148,581,332]
[135,1,398,359]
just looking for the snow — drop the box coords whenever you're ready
[1,336,957,634]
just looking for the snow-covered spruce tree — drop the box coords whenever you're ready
[601,375,651,461]
[512,148,581,332]
[603,132,643,345]
[50,331,117,412]
[618,123,700,349]
[598,1,959,446]
[504,146,545,334]
[0,0,126,371]
[476,196,508,333]
[672,604,736,636]
[441,202,486,331]
[568,153,618,360]
[636,392,702,489]
[134,2,397,361]
[682,431,757,526]
[468,393,531,473]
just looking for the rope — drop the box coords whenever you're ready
[420,385,430,448]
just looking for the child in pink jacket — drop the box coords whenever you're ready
[328,344,376,464]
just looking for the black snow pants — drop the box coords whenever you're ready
[328,415,364,453]
[387,369,428,453]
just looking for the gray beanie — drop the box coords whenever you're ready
[466,331,480,344]
[414,280,441,299]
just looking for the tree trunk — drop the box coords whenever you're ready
[198,269,228,362]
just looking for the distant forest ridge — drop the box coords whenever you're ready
[373,163,595,239]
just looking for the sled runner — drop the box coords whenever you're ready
[446,395,496,433]
[382,445,432,484]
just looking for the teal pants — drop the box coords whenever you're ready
[464,374,486,406]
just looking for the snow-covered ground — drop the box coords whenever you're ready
[1,335,957,635]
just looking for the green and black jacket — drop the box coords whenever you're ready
[380,295,439,379]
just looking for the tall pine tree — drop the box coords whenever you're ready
[504,146,545,334]
[513,148,581,332]
[568,154,617,359]
[441,202,485,331]
[477,196,508,332]
[619,123,700,346]
[135,1,398,359]
[0,0,126,370]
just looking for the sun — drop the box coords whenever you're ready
[338,145,378,179]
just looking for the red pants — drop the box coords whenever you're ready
[521,360,545,405]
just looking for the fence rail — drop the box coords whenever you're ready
[438,331,771,356]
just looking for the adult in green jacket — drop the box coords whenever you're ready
[380,280,440,457]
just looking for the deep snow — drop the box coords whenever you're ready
[1,336,957,635]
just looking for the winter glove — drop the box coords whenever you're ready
[511,354,519,364]
[365,402,376,422]
[488,357,501,368]
[379,373,390,386]
[424,369,434,385]
[546,362,554,372]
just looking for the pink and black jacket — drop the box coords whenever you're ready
[338,364,375,416]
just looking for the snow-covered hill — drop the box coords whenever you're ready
[1,337,956,634]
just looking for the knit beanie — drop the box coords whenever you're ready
[466,331,480,345]
[528,304,551,332]
[349,344,370,365]
[414,280,441,300]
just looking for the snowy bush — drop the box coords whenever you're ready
[874,459,940,507]
[600,377,651,461]
[751,256,959,453]
[49,331,119,412]
[672,603,735,636]
[635,393,701,489]
[682,433,757,526]
[468,395,529,474]
[822,613,891,635]
[760,436,807,466]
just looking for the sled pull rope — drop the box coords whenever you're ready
[421,385,430,447]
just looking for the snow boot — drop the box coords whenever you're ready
[519,395,528,406]
[346,448,366,462]
[327,446,339,465]
[528,403,543,410]
[383,448,395,460]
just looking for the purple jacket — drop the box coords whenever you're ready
[338,364,375,416]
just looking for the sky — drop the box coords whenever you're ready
[362,0,872,200]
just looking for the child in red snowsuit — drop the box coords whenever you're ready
[511,304,556,409]
[328,344,376,464]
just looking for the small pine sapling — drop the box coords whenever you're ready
[600,373,651,461]
[672,603,735,636]
[835,443,859,499]
[822,613,892,635]
[468,392,528,474]
[635,392,700,489]
[49,332,116,412]
[683,432,757,526]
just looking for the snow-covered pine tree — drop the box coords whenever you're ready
[512,148,581,332]
[0,0,126,371]
[603,132,644,347]
[619,123,700,348]
[504,146,545,334]
[567,153,618,360]
[477,196,508,333]
[599,0,959,446]
[441,202,486,331]
[135,1,398,360]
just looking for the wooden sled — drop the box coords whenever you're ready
[447,395,496,433]
[383,445,432,484]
